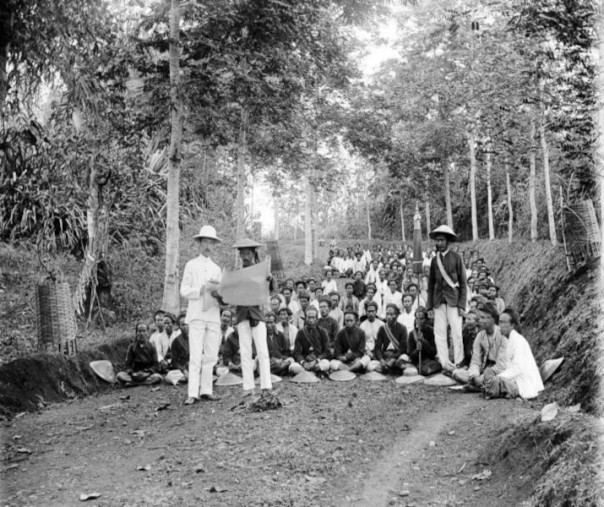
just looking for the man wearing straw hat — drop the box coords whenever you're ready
[426,225,467,371]
[180,225,223,405]
[232,238,273,394]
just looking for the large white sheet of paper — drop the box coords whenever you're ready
[218,260,270,306]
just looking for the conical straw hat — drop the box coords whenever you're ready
[403,366,419,376]
[255,374,282,384]
[291,371,320,383]
[395,375,424,385]
[329,370,356,382]
[540,357,564,383]
[89,360,116,384]
[360,371,387,381]
[215,372,244,386]
[424,373,457,387]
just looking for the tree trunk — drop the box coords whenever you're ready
[274,196,279,240]
[443,159,453,229]
[0,2,10,117]
[87,165,100,254]
[400,194,406,242]
[364,174,372,240]
[529,114,538,242]
[304,173,313,265]
[485,144,494,240]
[539,101,558,246]
[311,183,318,258]
[506,164,513,243]
[235,108,247,242]
[468,131,478,241]
[425,197,431,234]
[162,0,183,316]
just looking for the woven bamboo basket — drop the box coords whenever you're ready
[35,277,77,354]
[564,199,601,267]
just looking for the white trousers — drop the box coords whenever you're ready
[434,303,463,366]
[188,320,221,398]
[237,320,272,391]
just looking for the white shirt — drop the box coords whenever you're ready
[499,330,544,399]
[321,279,338,294]
[397,310,415,335]
[180,254,222,324]
[288,299,301,316]
[360,318,384,353]
[375,279,389,300]
[365,268,379,285]
[276,322,298,351]
[150,331,169,362]
[359,297,382,318]
[383,290,403,313]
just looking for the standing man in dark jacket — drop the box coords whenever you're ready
[426,225,467,371]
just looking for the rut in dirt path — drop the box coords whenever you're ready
[337,392,530,507]
[337,397,468,507]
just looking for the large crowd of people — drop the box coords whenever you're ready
[116,224,544,404]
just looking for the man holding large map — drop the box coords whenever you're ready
[219,238,273,395]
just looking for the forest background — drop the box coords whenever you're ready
[0,0,600,320]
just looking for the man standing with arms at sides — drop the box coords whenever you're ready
[180,225,223,405]
[232,238,273,395]
[426,225,467,372]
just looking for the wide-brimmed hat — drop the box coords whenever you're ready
[424,373,457,387]
[429,225,457,241]
[255,374,282,384]
[193,225,222,242]
[215,372,244,386]
[232,238,262,249]
[291,371,320,383]
[89,360,117,384]
[360,371,387,381]
[329,370,356,382]
[277,306,293,316]
[395,374,424,385]
[540,357,564,382]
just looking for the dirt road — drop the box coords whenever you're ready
[2,377,540,507]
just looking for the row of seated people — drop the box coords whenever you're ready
[116,302,442,387]
[116,294,542,401]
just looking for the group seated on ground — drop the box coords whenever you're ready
[116,242,544,402]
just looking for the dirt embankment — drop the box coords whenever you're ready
[475,240,601,415]
[0,339,129,419]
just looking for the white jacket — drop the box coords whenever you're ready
[180,255,222,324]
[499,330,544,399]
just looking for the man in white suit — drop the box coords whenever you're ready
[180,225,223,405]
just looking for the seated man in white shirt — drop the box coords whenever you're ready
[484,308,544,400]
[359,284,382,319]
[276,307,298,352]
[150,313,174,372]
[359,301,384,358]
[328,292,344,329]
[281,287,300,316]
[321,268,338,295]
[382,279,403,315]
[397,293,415,334]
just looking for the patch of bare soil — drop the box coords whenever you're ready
[2,378,544,507]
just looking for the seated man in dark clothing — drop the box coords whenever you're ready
[458,310,479,369]
[352,271,367,300]
[265,312,294,375]
[331,311,370,373]
[117,323,163,386]
[369,304,409,374]
[407,307,442,376]
[317,298,339,355]
[164,313,190,384]
[340,282,360,313]
[290,307,331,375]
[221,328,256,374]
